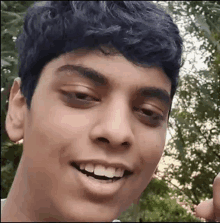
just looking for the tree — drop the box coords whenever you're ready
[1,1,34,198]
[161,0,220,208]
[118,177,200,222]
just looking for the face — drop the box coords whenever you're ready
[6,49,171,222]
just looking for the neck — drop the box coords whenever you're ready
[1,157,33,221]
[1,156,66,222]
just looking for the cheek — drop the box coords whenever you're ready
[135,127,167,185]
[140,126,166,164]
[34,98,93,137]
[24,99,94,164]
[120,127,167,206]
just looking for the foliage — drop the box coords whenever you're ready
[1,0,34,198]
[162,0,220,207]
[118,178,201,222]
[1,142,23,198]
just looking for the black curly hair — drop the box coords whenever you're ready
[16,1,183,110]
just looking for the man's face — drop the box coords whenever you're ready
[7,49,171,221]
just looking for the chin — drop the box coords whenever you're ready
[52,202,121,222]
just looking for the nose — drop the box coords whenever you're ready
[89,97,134,149]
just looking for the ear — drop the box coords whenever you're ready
[5,77,27,143]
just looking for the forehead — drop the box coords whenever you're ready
[49,49,170,90]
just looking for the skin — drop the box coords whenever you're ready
[2,48,219,222]
[195,173,220,222]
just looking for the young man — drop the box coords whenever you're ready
[1,1,219,222]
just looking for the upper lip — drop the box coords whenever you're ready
[70,159,134,173]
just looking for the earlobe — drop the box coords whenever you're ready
[5,77,26,143]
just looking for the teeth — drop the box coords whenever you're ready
[115,168,124,177]
[84,163,94,173]
[80,163,85,170]
[78,163,125,178]
[94,165,105,176]
[105,167,115,178]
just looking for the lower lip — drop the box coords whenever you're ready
[72,166,128,197]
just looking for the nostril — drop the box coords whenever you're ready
[122,142,129,146]
[98,137,109,143]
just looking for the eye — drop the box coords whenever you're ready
[141,109,155,117]
[74,92,97,101]
[134,107,164,126]
[61,91,99,106]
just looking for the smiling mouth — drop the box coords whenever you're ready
[71,162,132,183]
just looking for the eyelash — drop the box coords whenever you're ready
[62,91,99,104]
[133,107,164,126]
[62,91,164,127]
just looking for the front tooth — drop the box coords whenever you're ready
[115,168,124,177]
[105,167,115,178]
[94,165,105,176]
[85,163,94,173]
[80,163,85,170]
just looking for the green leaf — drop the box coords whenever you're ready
[1,10,22,19]
[1,1,7,10]
[1,59,10,67]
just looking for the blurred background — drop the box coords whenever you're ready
[1,1,220,222]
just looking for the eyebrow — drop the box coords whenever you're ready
[138,87,171,107]
[55,64,171,107]
[56,64,108,86]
